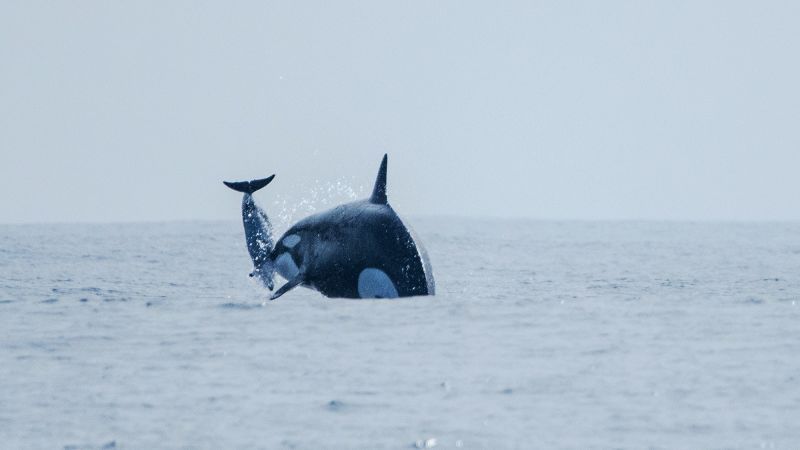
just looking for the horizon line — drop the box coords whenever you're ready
[3,214,800,226]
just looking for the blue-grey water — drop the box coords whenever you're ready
[2,219,800,449]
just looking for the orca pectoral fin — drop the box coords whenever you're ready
[270,274,304,300]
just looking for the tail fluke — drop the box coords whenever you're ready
[223,175,275,194]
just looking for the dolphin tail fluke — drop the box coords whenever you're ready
[369,154,388,204]
[223,175,276,194]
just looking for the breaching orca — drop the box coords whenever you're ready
[224,154,435,300]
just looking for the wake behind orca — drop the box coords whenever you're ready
[224,154,435,299]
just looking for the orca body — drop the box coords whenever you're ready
[224,155,435,299]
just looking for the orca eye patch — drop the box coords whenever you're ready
[283,234,301,248]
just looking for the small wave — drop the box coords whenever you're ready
[63,440,116,450]
[50,287,129,303]
[79,254,111,261]
[218,302,265,310]
[326,400,346,412]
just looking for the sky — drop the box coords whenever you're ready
[1,1,799,223]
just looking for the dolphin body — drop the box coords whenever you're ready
[224,155,435,300]
[222,175,277,290]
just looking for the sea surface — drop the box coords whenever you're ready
[1,219,800,449]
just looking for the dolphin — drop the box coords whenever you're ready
[222,175,277,290]
[224,154,435,299]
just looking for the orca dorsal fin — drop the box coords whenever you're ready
[369,154,388,204]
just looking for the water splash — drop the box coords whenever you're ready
[270,177,365,231]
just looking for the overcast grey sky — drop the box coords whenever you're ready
[1,1,799,223]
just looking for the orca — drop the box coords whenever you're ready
[224,154,435,300]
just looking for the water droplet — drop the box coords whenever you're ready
[414,438,437,448]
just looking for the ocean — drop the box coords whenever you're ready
[1,219,799,449]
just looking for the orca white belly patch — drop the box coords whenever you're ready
[275,252,300,280]
[358,268,399,298]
